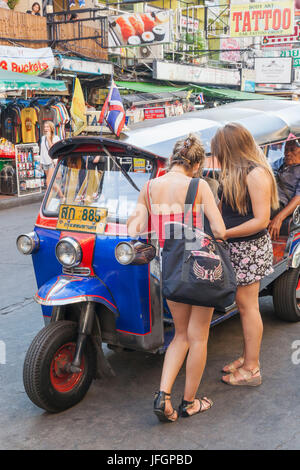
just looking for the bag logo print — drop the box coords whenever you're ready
[191,236,223,282]
[193,260,223,282]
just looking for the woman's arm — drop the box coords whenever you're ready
[200,180,226,239]
[225,167,271,239]
[127,183,149,237]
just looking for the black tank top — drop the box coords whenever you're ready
[218,168,267,243]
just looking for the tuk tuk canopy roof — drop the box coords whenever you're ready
[120,100,300,158]
[0,69,67,92]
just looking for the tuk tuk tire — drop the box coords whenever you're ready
[23,321,96,413]
[273,267,300,322]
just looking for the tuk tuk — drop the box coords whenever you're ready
[17,100,300,413]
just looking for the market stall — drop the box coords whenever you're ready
[0,70,67,197]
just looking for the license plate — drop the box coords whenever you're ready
[56,204,108,234]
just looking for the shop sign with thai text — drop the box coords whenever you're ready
[280,48,300,65]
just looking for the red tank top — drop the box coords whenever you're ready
[146,180,203,248]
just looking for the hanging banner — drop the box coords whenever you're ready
[230,1,295,38]
[0,47,55,77]
[71,78,87,136]
[108,11,172,47]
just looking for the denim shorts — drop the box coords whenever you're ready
[41,162,54,171]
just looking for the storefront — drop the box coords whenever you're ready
[115,81,194,125]
[0,69,67,198]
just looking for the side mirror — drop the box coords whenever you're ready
[292,205,300,226]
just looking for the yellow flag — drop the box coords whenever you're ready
[71,78,87,136]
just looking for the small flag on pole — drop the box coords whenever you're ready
[198,93,204,104]
[99,80,126,137]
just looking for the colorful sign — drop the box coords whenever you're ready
[230,1,295,38]
[0,46,54,76]
[255,57,292,83]
[144,107,166,120]
[108,11,171,48]
[280,47,300,65]
[220,38,241,62]
[262,21,300,47]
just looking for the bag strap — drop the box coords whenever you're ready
[184,178,200,227]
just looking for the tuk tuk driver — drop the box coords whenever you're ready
[268,138,300,240]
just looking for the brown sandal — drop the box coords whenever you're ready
[222,367,262,387]
[222,357,244,373]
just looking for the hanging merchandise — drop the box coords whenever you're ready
[15,143,44,197]
[21,107,38,143]
[38,104,56,136]
[1,103,22,144]
[51,102,69,139]
[78,0,85,6]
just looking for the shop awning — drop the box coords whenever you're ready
[0,69,67,92]
[115,81,190,94]
[192,85,283,101]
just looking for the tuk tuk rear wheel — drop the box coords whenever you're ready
[23,321,96,413]
[273,267,300,322]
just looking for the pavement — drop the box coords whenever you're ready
[0,192,44,211]
[0,202,299,450]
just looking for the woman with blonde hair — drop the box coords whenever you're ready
[40,121,60,188]
[211,123,279,386]
[127,134,226,422]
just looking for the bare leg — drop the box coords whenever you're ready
[222,282,262,383]
[183,305,214,414]
[159,300,191,415]
[46,166,55,188]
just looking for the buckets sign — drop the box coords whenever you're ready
[230,0,295,37]
[0,46,55,77]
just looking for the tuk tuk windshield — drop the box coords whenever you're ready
[43,155,154,222]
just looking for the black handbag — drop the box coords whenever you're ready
[161,178,237,310]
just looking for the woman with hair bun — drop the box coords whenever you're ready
[127,133,226,422]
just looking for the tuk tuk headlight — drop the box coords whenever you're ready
[115,242,134,265]
[16,232,39,255]
[55,237,82,267]
[115,241,156,265]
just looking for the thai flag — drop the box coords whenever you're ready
[99,80,126,137]
[198,93,204,104]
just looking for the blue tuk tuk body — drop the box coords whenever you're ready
[17,100,300,413]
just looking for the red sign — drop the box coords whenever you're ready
[144,107,166,120]
[262,21,300,47]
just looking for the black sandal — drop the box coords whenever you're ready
[153,391,178,423]
[179,396,213,418]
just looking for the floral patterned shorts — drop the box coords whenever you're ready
[229,233,274,286]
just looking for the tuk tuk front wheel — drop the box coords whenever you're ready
[23,321,96,413]
[273,267,300,322]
